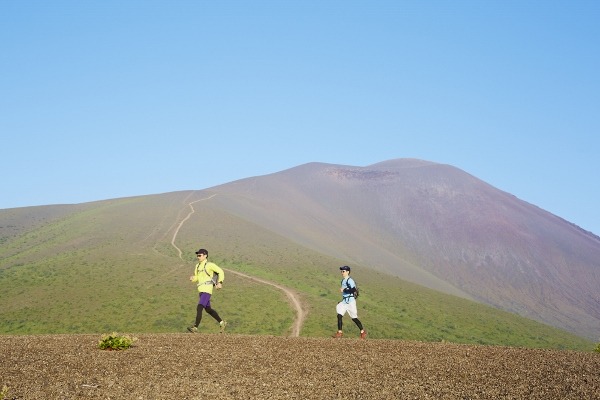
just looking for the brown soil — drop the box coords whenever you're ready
[1,334,598,399]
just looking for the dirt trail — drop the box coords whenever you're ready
[3,334,599,399]
[171,193,306,337]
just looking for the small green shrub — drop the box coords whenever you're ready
[1,384,9,400]
[98,332,137,350]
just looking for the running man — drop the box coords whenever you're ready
[333,265,366,339]
[187,248,227,333]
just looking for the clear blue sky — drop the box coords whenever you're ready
[1,1,599,235]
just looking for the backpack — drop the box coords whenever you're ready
[344,278,360,299]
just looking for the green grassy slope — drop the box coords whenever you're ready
[0,193,594,351]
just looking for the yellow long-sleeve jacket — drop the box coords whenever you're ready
[191,260,224,294]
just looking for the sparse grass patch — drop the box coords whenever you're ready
[98,332,137,350]
[594,342,600,353]
[1,384,9,400]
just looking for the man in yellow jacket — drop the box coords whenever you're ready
[187,248,227,333]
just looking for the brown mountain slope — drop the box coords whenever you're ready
[197,159,600,340]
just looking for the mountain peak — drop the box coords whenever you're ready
[210,159,600,340]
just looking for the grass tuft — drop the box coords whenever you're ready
[1,385,9,400]
[98,332,137,350]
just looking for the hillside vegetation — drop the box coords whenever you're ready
[0,193,594,351]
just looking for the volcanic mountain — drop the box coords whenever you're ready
[201,158,600,340]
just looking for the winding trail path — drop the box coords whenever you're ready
[171,193,306,337]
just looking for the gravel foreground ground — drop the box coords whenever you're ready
[1,334,598,400]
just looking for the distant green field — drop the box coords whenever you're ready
[0,194,594,351]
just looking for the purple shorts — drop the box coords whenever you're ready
[198,292,212,308]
